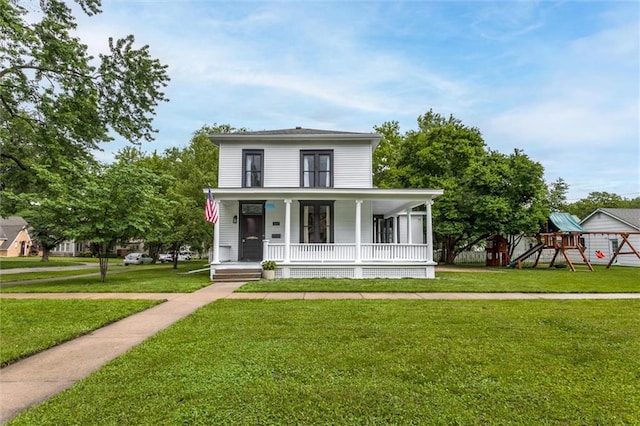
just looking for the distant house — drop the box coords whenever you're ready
[0,216,34,257]
[205,127,443,279]
[579,208,640,267]
[51,240,89,257]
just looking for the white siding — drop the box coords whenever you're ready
[218,144,246,188]
[333,144,372,188]
[264,200,285,243]
[582,212,637,233]
[397,216,425,244]
[331,200,372,243]
[218,141,372,189]
[218,202,239,261]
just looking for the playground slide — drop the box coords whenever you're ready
[507,243,546,268]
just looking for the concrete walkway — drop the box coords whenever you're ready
[2,285,640,423]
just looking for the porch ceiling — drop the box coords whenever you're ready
[205,187,443,218]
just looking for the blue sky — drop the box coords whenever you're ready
[76,0,639,201]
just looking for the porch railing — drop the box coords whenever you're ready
[264,243,429,263]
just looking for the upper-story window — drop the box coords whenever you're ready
[301,150,333,188]
[242,150,263,187]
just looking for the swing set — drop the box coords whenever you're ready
[582,232,640,268]
[508,213,640,272]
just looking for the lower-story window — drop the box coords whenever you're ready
[300,201,334,243]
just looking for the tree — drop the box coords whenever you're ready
[5,159,91,261]
[372,121,403,188]
[1,0,169,199]
[69,161,170,281]
[374,110,548,263]
[546,178,569,213]
[565,192,639,220]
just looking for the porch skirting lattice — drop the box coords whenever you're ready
[275,263,435,279]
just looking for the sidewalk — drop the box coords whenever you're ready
[2,285,639,423]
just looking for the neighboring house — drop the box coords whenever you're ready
[579,208,640,267]
[51,240,88,257]
[206,127,443,279]
[52,240,145,257]
[0,216,34,257]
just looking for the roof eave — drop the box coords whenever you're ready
[208,133,382,146]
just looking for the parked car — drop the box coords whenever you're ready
[158,252,191,263]
[123,252,153,265]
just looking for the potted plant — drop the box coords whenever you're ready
[261,260,277,280]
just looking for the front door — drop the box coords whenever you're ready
[239,201,265,261]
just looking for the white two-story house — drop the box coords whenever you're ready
[205,127,443,279]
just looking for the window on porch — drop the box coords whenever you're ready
[300,150,333,187]
[373,215,395,243]
[300,201,334,243]
[243,150,263,187]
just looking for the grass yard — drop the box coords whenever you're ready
[10,299,639,425]
[0,266,211,293]
[238,265,640,293]
[0,299,162,366]
[0,257,122,269]
[0,265,133,283]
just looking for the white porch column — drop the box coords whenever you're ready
[355,200,362,263]
[284,199,291,263]
[406,208,412,245]
[212,214,220,264]
[425,200,434,263]
[262,239,270,261]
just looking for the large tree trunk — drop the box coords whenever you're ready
[442,236,458,264]
[41,247,50,262]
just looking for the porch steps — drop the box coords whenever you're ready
[214,268,262,282]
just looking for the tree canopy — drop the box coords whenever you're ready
[0,0,169,191]
[565,192,640,220]
[374,110,549,263]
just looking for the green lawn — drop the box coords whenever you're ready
[0,266,211,293]
[10,299,640,425]
[0,299,162,366]
[0,265,135,283]
[238,265,640,293]
[0,257,123,269]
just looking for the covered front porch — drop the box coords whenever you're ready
[207,187,443,279]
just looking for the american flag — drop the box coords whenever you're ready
[204,190,219,224]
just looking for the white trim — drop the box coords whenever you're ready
[212,220,220,264]
[204,187,443,218]
[355,200,362,264]
[426,200,434,263]
[406,208,412,245]
[284,199,291,263]
[204,187,442,200]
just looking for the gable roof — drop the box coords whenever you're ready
[581,208,640,231]
[208,127,382,149]
[0,216,30,250]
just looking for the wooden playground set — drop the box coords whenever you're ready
[501,213,640,272]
